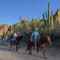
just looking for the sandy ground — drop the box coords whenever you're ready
[0,44,60,60]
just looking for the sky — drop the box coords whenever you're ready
[0,0,60,25]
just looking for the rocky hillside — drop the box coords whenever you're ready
[53,9,60,24]
[0,24,9,36]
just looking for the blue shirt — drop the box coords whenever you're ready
[32,31,40,39]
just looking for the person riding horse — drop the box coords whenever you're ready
[10,31,22,51]
[31,27,40,48]
[27,32,51,56]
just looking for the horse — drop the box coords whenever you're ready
[9,35,22,51]
[26,34,51,57]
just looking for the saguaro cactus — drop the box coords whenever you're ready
[20,16,22,25]
[48,1,50,24]
[51,11,54,29]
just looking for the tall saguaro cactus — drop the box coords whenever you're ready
[48,1,50,24]
[19,16,22,35]
[20,16,22,25]
[20,16,22,29]
[47,1,51,34]
[51,11,54,29]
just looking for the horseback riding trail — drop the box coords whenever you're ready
[0,45,60,60]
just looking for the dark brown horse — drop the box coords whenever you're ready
[26,34,51,57]
[10,35,22,51]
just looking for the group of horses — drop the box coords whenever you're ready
[8,33,51,57]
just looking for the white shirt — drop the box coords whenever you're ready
[14,33,17,37]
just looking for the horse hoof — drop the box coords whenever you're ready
[28,52,32,55]
[44,56,47,59]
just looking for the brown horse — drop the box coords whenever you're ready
[26,34,51,57]
[10,35,22,51]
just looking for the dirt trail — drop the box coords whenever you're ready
[0,45,60,60]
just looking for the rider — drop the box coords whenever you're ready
[13,31,17,41]
[31,27,40,48]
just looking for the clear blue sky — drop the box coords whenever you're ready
[0,0,60,25]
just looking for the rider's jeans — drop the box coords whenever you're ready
[34,38,38,48]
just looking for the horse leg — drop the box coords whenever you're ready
[26,46,29,51]
[29,47,32,55]
[16,43,20,51]
[37,47,39,54]
[42,47,45,57]
[36,41,39,54]
[16,44,18,51]
[28,44,32,55]
[26,43,29,51]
